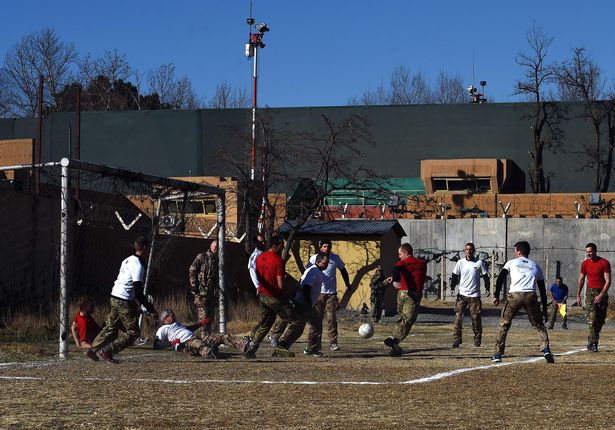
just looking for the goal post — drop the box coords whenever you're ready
[0,158,227,360]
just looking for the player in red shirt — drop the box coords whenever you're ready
[244,235,303,359]
[383,243,427,357]
[577,242,611,352]
[71,296,101,349]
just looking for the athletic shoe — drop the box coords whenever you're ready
[491,353,502,363]
[133,337,148,346]
[474,339,481,347]
[329,343,340,351]
[98,349,119,364]
[303,348,323,357]
[244,349,256,359]
[267,335,278,348]
[562,324,568,330]
[548,325,554,330]
[452,340,461,348]
[242,337,252,354]
[384,337,397,348]
[84,348,99,362]
[587,343,593,351]
[542,347,555,363]
[589,342,598,352]
[271,346,295,358]
[384,337,402,357]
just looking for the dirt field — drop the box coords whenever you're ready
[1,306,615,429]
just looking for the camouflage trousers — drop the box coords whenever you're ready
[494,292,549,355]
[371,292,384,322]
[284,305,323,353]
[391,290,421,343]
[184,333,248,357]
[453,295,482,344]
[548,301,567,327]
[315,293,339,347]
[267,317,288,342]
[91,297,139,355]
[585,288,608,344]
[249,295,303,351]
[194,292,217,332]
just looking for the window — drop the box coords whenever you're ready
[162,199,216,215]
[432,178,491,192]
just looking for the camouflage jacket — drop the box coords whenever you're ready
[189,250,219,296]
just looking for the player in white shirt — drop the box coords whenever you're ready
[86,236,158,364]
[306,239,352,351]
[248,234,266,290]
[491,241,554,363]
[154,309,249,358]
[290,253,329,356]
[449,243,490,348]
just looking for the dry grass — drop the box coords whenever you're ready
[0,294,262,342]
[1,313,615,429]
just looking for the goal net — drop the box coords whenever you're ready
[0,158,226,358]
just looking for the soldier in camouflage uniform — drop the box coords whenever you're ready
[154,309,248,358]
[491,241,554,363]
[86,236,158,364]
[577,243,611,352]
[370,268,387,322]
[189,241,219,332]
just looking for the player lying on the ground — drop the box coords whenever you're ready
[153,309,249,358]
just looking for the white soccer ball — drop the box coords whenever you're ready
[358,323,374,339]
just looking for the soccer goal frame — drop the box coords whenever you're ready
[0,158,227,360]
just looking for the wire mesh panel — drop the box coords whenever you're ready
[0,159,225,358]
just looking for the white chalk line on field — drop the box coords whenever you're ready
[0,348,586,385]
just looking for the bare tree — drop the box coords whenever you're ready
[206,81,248,109]
[280,114,380,261]
[348,83,388,106]
[80,49,131,83]
[557,47,609,191]
[390,66,432,104]
[514,25,565,193]
[350,65,467,105]
[78,50,136,111]
[0,68,13,117]
[147,63,201,109]
[433,71,466,104]
[3,28,78,116]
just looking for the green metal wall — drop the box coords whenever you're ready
[0,103,597,192]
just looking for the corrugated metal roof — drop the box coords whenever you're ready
[278,219,406,237]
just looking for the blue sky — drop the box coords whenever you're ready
[2,1,614,107]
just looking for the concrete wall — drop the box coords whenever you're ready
[398,218,615,298]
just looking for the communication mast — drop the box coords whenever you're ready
[245,1,269,180]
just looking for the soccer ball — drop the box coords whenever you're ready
[358,323,374,339]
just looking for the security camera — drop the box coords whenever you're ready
[467,86,477,94]
[257,22,269,33]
